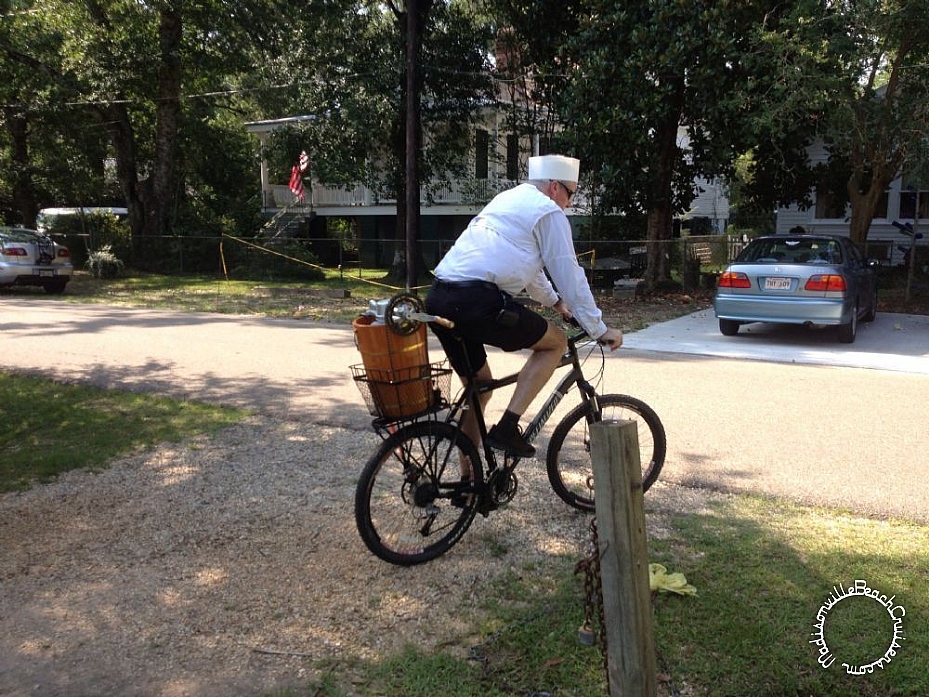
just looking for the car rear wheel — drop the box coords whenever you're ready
[837,303,858,343]
[719,319,740,336]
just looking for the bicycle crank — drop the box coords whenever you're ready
[488,468,518,507]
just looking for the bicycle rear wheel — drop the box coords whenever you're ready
[355,421,482,565]
[546,394,666,512]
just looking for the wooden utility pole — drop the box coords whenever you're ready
[906,188,920,303]
[404,0,422,291]
[589,420,657,697]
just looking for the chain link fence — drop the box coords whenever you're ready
[51,228,927,298]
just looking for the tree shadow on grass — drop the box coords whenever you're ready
[651,496,926,696]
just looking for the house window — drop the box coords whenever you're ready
[475,129,489,179]
[506,134,519,180]
[900,190,929,219]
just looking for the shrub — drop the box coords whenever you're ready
[86,245,125,279]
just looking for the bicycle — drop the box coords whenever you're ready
[352,292,666,566]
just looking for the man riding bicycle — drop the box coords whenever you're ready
[425,154,623,458]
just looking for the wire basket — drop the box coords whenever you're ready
[351,361,452,420]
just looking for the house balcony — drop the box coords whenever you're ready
[262,177,519,216]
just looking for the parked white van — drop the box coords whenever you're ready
[36,207,128,234]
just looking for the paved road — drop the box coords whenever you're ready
[2,299,927,522]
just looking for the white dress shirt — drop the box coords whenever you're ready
[434,183,608,339]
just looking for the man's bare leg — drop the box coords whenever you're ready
[485,321,567,457]
[459,361,492,477]
[506,321,567,416]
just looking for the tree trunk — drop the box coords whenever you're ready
[143,7,182,239]
[94,7,182,255]
[102,103,143,235]
[404,0,423,290]
[845,25,911,246]
[846,155,900,246]
[847,177,887,245]
[644,81,684,289]
[5,108,37,228]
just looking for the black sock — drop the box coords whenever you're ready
[498,410,520,433]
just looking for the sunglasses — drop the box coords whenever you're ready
[558,181,576,201]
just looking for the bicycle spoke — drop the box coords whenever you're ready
[355,422,481,565]
[546,395,666,512]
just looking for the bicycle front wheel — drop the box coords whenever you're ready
[355,421,482,565]
[546,394,666,512]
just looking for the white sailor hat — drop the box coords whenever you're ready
[528,155,580,184]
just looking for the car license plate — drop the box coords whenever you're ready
[39,269,56,277]
[764,277,791,290]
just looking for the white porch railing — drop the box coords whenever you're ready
[267,177,517,210]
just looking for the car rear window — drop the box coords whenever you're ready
[737,237,843,265]
[0,228,41,243]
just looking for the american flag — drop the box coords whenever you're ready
[288,151,310,201]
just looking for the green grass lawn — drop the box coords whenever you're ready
[309,496,926,697]
[649,496,926,696]
[0,372,246,492]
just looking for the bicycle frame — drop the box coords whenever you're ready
[447,331,600,471]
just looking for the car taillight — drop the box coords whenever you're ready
[805,274,847,292]
[2,247,28,256]
[57,248,71,258]
[718,271,751,289]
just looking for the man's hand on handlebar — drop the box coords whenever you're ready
[598,327,623,351]
[560,313,622,351]
[553,299,573,322]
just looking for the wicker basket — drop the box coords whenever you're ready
[351,362,452,420]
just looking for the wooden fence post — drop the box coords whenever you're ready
[589,420,657,697]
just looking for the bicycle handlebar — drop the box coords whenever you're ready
[564,316,619,348]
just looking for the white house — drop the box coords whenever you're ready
[248,118,727,218]
[243,111,730,276]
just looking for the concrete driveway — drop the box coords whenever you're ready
[623,309,929,374]
[2,299,927,522]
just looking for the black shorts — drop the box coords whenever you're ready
[424,280,549,377]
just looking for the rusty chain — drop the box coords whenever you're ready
[574,516,609,691]
[575,515,685,697]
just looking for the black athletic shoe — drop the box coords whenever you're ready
[487,424,535,458]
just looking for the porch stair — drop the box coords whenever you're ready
[258,200,314,241]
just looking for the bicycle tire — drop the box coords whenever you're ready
[355,421,483,565]
[546,394,666,512]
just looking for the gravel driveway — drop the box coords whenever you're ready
[1,300,927,696]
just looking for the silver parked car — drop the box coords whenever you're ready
[0,227,74,294]
[714,234,878,343]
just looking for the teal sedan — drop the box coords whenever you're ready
[714,234,879,343]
